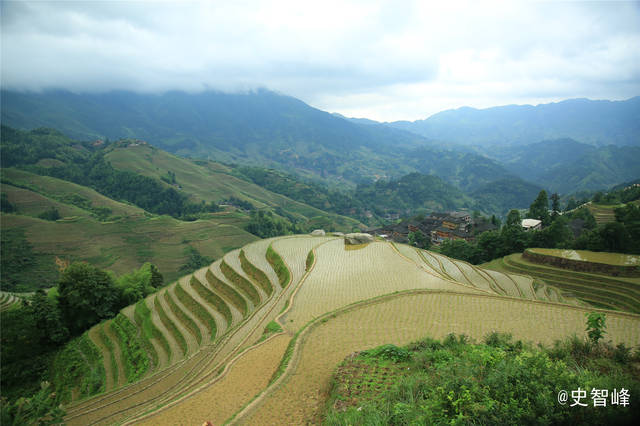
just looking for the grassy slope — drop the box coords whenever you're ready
[1,169,257,286]
[105,144,359,228]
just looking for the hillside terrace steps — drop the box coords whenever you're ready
[103,320,128,388]
[502,255,640,307]
[0,292,19,311]
[163,288,202,353]
[146,293,183,364]
[174,276,216,343]
[242,239,281,291]
[157,289,200,356]
[192,268,237,330]
[64,235,638,425]
[221,251,265,305]
[211,260,256,314]
[87,324,117,392]
[184,272,229,338]
[207,262,249,324]
[490,256,633,310]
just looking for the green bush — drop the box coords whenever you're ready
[325,334,640,425]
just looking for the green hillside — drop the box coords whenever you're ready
[103,142,358,227]
[1,169,258,291]
[0,128,362,291]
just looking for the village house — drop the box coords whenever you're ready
[521,218,542,231]
[371,211,481,245]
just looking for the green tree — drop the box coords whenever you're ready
[477,230,503,262]
[1,381,65,426]
[179,246,213,273]
[57,263,119,335]
[585,312,606,345]
[115,263,160,306]
[37,207,60,221]
[408,230,430,249]
[1,193,16,213]
[528,190,550,226]
[505,209,522,227]
[149,264,164,288]
[27,290,69,347]
[550,192,560,218]
[439,239,481,264]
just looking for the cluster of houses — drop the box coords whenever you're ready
[369,211,497,245]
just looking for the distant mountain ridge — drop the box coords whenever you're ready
[388,97,640,147]
[482,138,640,193]
[2,89,637,199]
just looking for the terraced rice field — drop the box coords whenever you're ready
[236,291,640,425]
[586,203,619,225]
[62,236,640,425]
[484,253,640,314]
[0,291,22,312]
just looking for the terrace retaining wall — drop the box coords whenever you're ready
[523,249,640,277]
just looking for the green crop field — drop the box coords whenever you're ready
[54,235,639,425]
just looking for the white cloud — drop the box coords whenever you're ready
[2,0,639,120]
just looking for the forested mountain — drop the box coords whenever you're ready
[389,97,640,147]
[481,138,640,193]
[0,89,427,180]
[4,90,636,200]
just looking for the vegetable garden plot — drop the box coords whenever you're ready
[241,291,640,425]
[283,240,472,332]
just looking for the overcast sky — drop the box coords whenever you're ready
[2,0,639,121]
